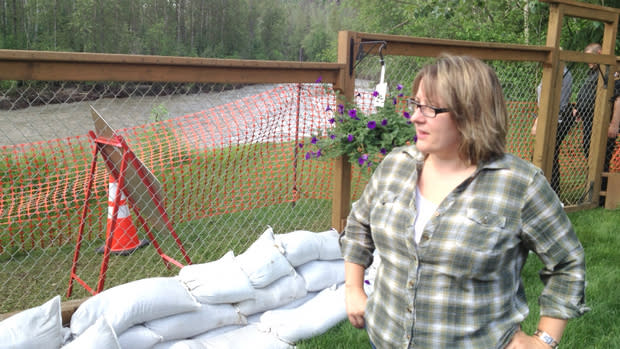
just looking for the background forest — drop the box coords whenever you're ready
[1,0,619,61]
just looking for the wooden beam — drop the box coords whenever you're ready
[354,33,551,63]
[331,31,356,233]
[0,49,343,84]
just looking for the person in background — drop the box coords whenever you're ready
[574,43,620,204]
[340,55,588,349]
[531,62,573,196]
[605,82,620,173]
[575,43,602,158]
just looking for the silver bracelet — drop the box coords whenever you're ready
[534,329,559,349]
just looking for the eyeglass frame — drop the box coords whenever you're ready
[407,98,450,118]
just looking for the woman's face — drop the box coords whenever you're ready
[410,79,461,159]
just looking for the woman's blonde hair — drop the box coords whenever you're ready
[412,54,508,165]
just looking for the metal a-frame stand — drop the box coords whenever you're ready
[67,107,192,297]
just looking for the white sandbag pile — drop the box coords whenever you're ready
[0,226,380,348]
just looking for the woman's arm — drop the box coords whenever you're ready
[506,317,566,349]
[344,261,367,329]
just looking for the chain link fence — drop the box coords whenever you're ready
[1,51,617,315]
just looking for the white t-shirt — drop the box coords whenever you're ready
[414,187,438,244]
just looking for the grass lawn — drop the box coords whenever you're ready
[297,207,620,348]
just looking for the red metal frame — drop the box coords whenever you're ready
[67,131,191,297]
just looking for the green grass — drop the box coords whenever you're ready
[297,207,620,348]
[0,198,333,314]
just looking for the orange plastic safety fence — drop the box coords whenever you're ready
[2,86,620,253]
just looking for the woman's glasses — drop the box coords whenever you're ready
[407,99,450,118]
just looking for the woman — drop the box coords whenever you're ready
[340,55,588,348]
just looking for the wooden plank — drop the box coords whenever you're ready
[331,31,356,233]
[0,49,343,84]
[604,173,620,209]
[355,33,551,63]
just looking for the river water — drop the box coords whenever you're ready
[0,84,284,147]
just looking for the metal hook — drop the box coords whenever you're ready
[350,40,388,75]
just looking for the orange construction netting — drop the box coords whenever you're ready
[1,85,619,252]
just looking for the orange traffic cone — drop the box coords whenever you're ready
[97,174,149,255]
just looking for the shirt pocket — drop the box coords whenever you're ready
[459,208,507,252]
[429,208,510,280]
[369,191,413,238]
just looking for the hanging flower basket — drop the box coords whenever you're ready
[303,82,417,170]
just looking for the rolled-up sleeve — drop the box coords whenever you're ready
[521,171,590,319]
[339,166,379,269]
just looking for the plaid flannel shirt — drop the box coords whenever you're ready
[340,145,589,349]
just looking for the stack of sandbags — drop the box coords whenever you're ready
[154,227,348,348]
[0,226,379,348]
[65,277,203,348]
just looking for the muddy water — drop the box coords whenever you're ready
[0,84,281,147]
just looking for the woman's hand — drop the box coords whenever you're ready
[344,284,367,329]
[505,330,552,349]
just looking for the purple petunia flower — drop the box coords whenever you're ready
[398,93,404,97]
[392,97,397,105]
[326,105,332,112]
[328,118,335,124]
[330,134,336,139]
[311,136,318,144]
[413,135,418,142]
[316,76,323,83]
[337,104,345,114]
[381,119,388,126]
[298,143,304,148]
[403,111,410,118]
[372,90,379,97]
[305,152,313,160]
[348,109,357,119]
[358,154,369,166]
[397,84,403,91]
[380,148,387,155]
[367,121,377,129]
[347,134,354,142]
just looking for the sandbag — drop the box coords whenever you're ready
[191,324,243,340]
[179,251,255,304]
[0,295,63,349]
[274,230,320,267]
[364,251,381,295]
[194,324,294,349]
[236,227,294,288]
[152,339,205,349]
[70,277,200,336]
[275,229,341,267]
[315,229,343,260]
[117,325,163,349]
[62,317,120,349]
[236,272,306,316]
[145,302,246,341]
[296,259,345,292]
[259,283,347,343]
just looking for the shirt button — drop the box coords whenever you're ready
[407,280,414,288]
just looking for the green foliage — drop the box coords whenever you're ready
[304,84,416,170]
[1,0,619,60]
[150,103,170,123]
